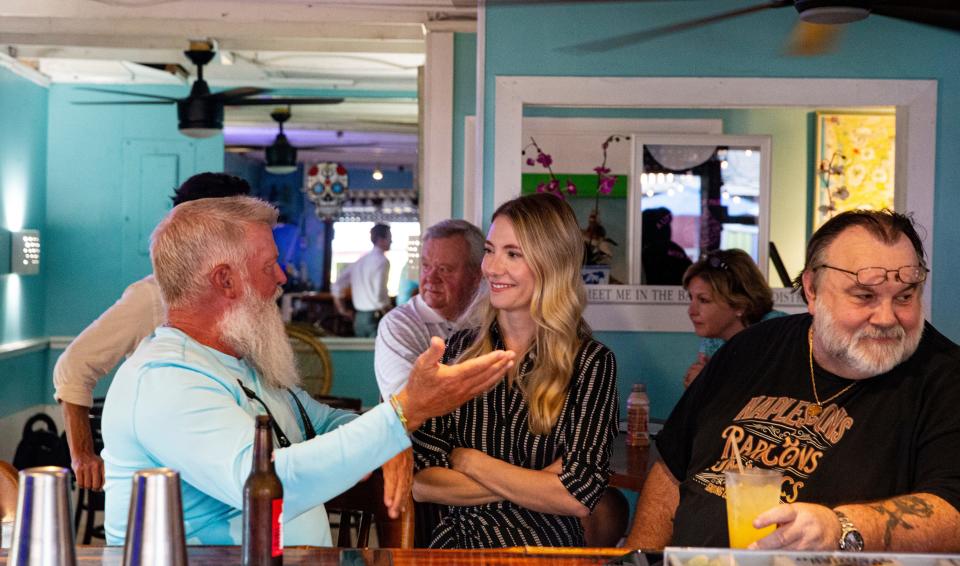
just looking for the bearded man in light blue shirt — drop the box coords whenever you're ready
[101,195,514,546]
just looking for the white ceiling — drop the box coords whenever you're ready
[1,0,479,165]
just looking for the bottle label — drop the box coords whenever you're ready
[272,498,283,557]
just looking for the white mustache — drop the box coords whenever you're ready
[856,325,905,341]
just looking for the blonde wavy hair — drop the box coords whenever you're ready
[459,193,590,435]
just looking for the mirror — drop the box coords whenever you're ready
[630,134,771,286]
[490,76,936,330]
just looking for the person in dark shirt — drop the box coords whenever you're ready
[641,207,692,285]
[626,209,960,552]
[412,194,619,548]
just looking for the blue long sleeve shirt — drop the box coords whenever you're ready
[102,327,410,546]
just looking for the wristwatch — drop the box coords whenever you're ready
[834,510,864,551]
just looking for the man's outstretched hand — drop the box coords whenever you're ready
[396,336,515,432]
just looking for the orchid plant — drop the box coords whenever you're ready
[521,134,629,267]
[817,151,849,217]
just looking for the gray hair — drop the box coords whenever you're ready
[423,219,484,270]
[151,196,278,309]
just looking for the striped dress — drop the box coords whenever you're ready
[412,324,619,548]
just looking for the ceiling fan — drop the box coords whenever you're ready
[226,107,376,175]
[488,0,960,55]
[72,40,344,138]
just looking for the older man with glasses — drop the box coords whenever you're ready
[627,209,960,552]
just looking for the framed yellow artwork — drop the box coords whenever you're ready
[814,112,896,229]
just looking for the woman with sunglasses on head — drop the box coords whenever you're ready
[411,193,619,548]
[682,249,786,387]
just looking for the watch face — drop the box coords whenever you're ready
[841,530,865,551]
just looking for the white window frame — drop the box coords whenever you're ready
[491,77,937,330]
[629,133,772,285]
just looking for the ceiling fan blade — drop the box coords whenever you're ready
[76,87,180,102]
[560,0,793,53]
[72,100,175,105]
[785,20,845,56]
[209,87,270,101]
[871,3,960,33]
[226,97,345,106]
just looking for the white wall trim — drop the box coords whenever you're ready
[0,338,49,360]
[0,52,51,87]
[463,116,481,225]
[492,76,937,329]
[473,5,486,227]
[421,31,455,228]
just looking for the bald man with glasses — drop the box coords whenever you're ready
[627,209,960,552]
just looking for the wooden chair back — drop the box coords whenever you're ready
[1,460,19,523]
[326,468,414,548]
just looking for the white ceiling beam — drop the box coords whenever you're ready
[0,19,427,51]
[0,0,474,24]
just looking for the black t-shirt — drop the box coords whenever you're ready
[656,313,960,547]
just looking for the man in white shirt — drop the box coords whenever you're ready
[375,219,483,398]
[332,223,392,337]
[53,172,250,490]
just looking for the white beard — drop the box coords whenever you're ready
[219,287,300,390]
[813,299,923,378]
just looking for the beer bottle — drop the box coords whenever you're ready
[243,415,284,566]
[626,383,650,447]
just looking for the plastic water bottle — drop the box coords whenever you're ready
[626,383,650,447]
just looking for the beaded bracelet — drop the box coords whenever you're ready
[388,394,408,427]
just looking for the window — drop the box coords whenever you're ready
[330,221,421,296]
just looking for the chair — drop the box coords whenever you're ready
[286,324,334,397]
[581,487,630,547]
[326,468,414,548]
[312,395,363,413]
[73,398,105,545]
[1,460,18,523]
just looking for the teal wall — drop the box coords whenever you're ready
[478,1,960,418]
[0,67,48,344]
[0,66,50,414]
[451,32,478,218]
[45,84,223,335]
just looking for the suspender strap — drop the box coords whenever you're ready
[288,389,316,440]
[237,380,316,446]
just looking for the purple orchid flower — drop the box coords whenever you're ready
[598,175,617,195]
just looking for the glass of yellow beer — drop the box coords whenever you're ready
[724,468,783,548]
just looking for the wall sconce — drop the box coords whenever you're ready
[371,167,384,181]
[13,230,40,275]
[0,229,40,275]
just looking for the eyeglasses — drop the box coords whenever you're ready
[813,264,929,286]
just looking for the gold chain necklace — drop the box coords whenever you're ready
[806,326,857,419]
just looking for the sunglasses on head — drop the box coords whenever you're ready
[706,254,730,271]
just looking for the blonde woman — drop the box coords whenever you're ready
[412,194,619,548]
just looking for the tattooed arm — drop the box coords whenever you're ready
[751,493,960,552]
[841,493,960,552]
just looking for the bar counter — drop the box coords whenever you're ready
[0,546,629,565]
